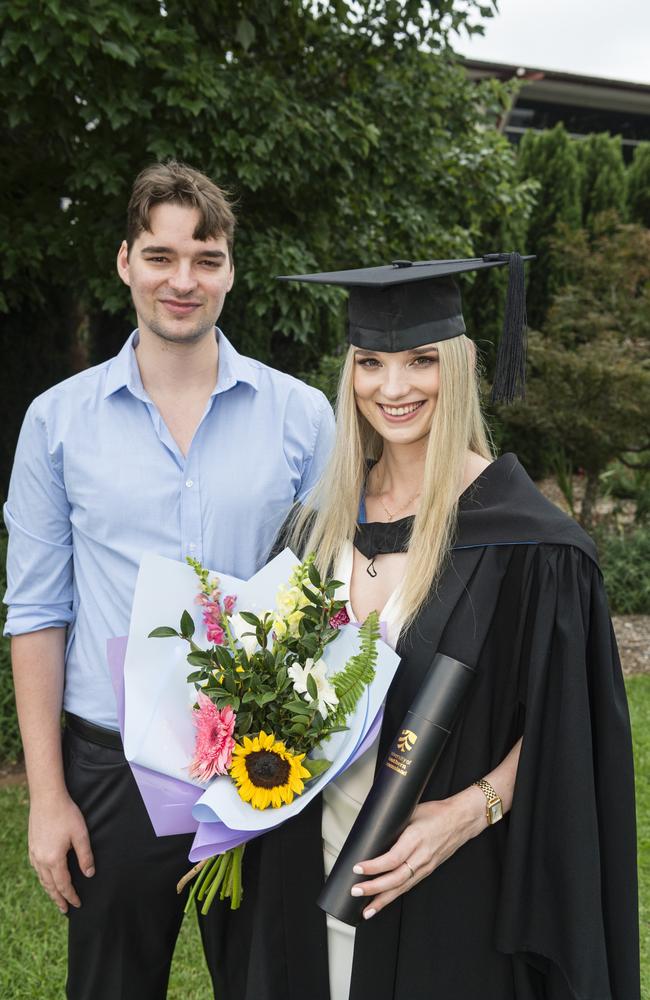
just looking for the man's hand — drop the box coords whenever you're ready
[11,629,94,914]
[28,791,95,914]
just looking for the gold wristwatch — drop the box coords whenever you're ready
[473,778,503,825]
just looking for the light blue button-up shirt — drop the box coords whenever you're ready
[4,330,334,729]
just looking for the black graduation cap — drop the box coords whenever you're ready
[278,253,534,403]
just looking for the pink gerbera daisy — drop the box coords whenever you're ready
[188,693,236,782]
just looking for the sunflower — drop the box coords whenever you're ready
[230,731,311,809]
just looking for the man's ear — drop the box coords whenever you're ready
[116,240,131,287]
[226,263,235,293]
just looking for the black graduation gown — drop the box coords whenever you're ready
[200,455,639,1000]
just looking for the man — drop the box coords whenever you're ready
[4,161,334,999]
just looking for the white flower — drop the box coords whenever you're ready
[229,613,259,657]
[287,657,339,719]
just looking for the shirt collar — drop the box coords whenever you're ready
[103,328,259,400]
[213,329,259,394]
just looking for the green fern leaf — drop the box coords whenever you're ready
[330,611,380,725]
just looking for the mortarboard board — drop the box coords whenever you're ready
[278,252,534,403]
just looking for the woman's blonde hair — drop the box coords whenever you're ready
[290,336,493,633]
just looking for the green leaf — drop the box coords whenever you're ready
[304,758,331,780]
[257,691,276,706]
[236,17,256,52]
[285,698,310,714]
[301,633,319,655]
[186,650,212,666]
[180,610,195,638]
[330,611,379,723]
[238,611,260,627]
[223,673,237,695]
[307,562,321,589]
[213,646,233,670]
[306,673,318,700]
[236,711,252,735]
[148,626,179,638]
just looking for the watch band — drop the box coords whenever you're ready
[473,778,503,825]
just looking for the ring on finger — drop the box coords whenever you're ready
[403,860,415,879]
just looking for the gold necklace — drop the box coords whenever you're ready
[375,488,421,522]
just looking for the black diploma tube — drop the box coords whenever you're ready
[317,652,476,926]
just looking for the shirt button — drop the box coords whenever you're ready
[185,479,194,488]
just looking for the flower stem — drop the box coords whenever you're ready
[183,855,218,914]
[230,844,245,909]
[196,855,221,902]
[177,857,208,895]
[201,850,232,914]
[220,853,235,901]
[221,612,240,660]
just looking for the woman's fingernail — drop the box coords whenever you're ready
[363,908,376,920]
[85,867,95,877]
[353,864,364,875]
[350,886,364,897]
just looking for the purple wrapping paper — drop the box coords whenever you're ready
[107,627,386,858]
[107,636,199,836]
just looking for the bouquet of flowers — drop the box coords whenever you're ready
[148,555,380,913]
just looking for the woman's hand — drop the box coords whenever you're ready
[350,788,485,919]
[350,737,523,919]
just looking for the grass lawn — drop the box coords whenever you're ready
[1,676,648,999]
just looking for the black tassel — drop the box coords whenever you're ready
[487,252,527,405]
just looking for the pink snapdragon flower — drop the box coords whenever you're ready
[206,622,226,645]
[188,693,236,782]
[329,607,350,629]
[223,594,237,615]
[197,596,227,645]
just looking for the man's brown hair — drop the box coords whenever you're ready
[126,161,236,260]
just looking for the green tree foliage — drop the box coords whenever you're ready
[516,123,582,328]
[626,141,650,227]
[497,221,650,530]
[576,132,626,230]
[0,0,532,494]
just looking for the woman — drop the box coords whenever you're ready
[202,256,639,1000]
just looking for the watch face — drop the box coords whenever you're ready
[488,800,503,824]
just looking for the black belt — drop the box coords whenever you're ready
[65,712,124,751]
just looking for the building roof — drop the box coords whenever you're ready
[464,58,650,114]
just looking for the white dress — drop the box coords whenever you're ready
[321,541,405,1000]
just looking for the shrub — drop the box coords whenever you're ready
[598,526,650,615]
[299,353,344,405]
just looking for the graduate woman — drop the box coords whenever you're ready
[202,255,639,1000]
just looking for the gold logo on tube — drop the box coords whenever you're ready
[396,729,418,752]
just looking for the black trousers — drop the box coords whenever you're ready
[63,726,219,1000]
